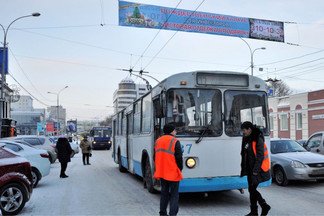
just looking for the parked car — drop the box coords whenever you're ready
[0,147,33,215]
[69,141,79,157]
[0,140,51,187]
[304,131,324,154]
[4,135,57,163]
[296,139,307,147]
[270,138,324,186]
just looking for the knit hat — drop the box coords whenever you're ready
[163,124,175,134]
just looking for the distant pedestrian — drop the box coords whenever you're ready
[56,137,73,178]
[80,135,92,165]
[154,124,183,216]
[240,121,271,216]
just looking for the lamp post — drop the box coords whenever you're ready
[48,86,68,135]
[0,12,40,137]
[240,38,266,76]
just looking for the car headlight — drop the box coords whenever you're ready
[186,157,196,169]
[108,141,112,144]
[93,141,96,144]
[291,161,306,168]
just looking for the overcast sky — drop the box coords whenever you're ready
[1,0,324,120]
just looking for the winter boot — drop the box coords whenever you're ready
[261,203,271,216]
[245,205,258,216]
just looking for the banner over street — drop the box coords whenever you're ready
[119,1,284,42]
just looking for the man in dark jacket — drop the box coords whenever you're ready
[154,124,183,216]
[240,121,271,216]
[56,137,73,178]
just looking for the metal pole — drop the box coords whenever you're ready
[239,38,253,76]
[57,93,59,135]
[0,13,40,138]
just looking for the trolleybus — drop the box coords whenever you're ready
[112,71,271,193]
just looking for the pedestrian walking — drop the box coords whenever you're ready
[56,137,73,178]
[154,124,183,216]
[240,121,271,216]
[80,135,92,165]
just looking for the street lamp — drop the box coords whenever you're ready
[48,86,68,135]
[240,38,266,76]
[0,12,41,137]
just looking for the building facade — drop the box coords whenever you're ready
[47,105,67,132]
[11,95,46,135]
[113,77,149,113]
[269,89,324,140]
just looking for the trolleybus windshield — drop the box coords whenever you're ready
[166,89,222,137]
[224,90,269,136]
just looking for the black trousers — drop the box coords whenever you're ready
[83,153,90,165]
[60,162,67,176]
[247,175,266,207]
[160,179,180,216]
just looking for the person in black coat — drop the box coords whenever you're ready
[56,137,73,178]
[240,121,271,216]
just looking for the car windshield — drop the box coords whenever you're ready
[166,89,222,137]
[93,129,111,137]
[271,140,307,154]
[224,90,269,136]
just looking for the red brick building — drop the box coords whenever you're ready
[269,89,324,140]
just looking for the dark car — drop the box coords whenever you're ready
[0,147,33,215]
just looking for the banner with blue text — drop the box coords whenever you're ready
[119,1,284,42]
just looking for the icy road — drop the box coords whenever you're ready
[20,150,324,215]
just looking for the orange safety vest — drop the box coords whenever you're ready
[252,141,271,172]
[154,135,183,181]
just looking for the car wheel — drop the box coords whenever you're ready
[144,157,157,194]
[118,151,127,173]
[274,167,289,186]
[0,183,28,215]
[71,150,75,158]
[31,168,41,188]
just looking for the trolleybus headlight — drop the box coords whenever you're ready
[186,157,196,169]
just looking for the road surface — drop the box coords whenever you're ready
[21,150,324,215]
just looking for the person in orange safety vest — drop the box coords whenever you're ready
[154,124,183,216]
[240,121,271,216]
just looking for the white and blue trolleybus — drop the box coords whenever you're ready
[112,71,271,193]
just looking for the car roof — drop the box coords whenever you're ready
[270,138,292,141]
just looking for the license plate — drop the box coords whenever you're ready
[312,168,324,174]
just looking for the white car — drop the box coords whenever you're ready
[0,140,51,187]
[69,141,80,157]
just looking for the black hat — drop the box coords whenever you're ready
[241,121,254,130]
[163,124,175,134]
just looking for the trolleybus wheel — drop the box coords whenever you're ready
[144,157,157,193]
[118,151,127,173]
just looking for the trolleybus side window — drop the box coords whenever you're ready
[122,111,126,135]
[134,101,141,134]
[142,94,152,133]
[224,90,269,137]
[166,89,222,137]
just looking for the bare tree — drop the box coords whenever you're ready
[99,115,113,127]
[267,79,292,97]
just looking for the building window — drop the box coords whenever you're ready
[270,116,274,131]
[280,114,288,131]
[296,112,302,130]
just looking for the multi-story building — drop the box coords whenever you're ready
[11,95,46,135]
[268,89,324,140]
[47,105,67,132]
[113,77,149,113]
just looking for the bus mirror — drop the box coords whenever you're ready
[194,113,200,121]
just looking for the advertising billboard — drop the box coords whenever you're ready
[119,1,284,42]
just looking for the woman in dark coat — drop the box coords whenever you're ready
[56,137,73,178]
[240,121,271,216]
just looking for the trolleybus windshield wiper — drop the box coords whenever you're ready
[195,125,210,144]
